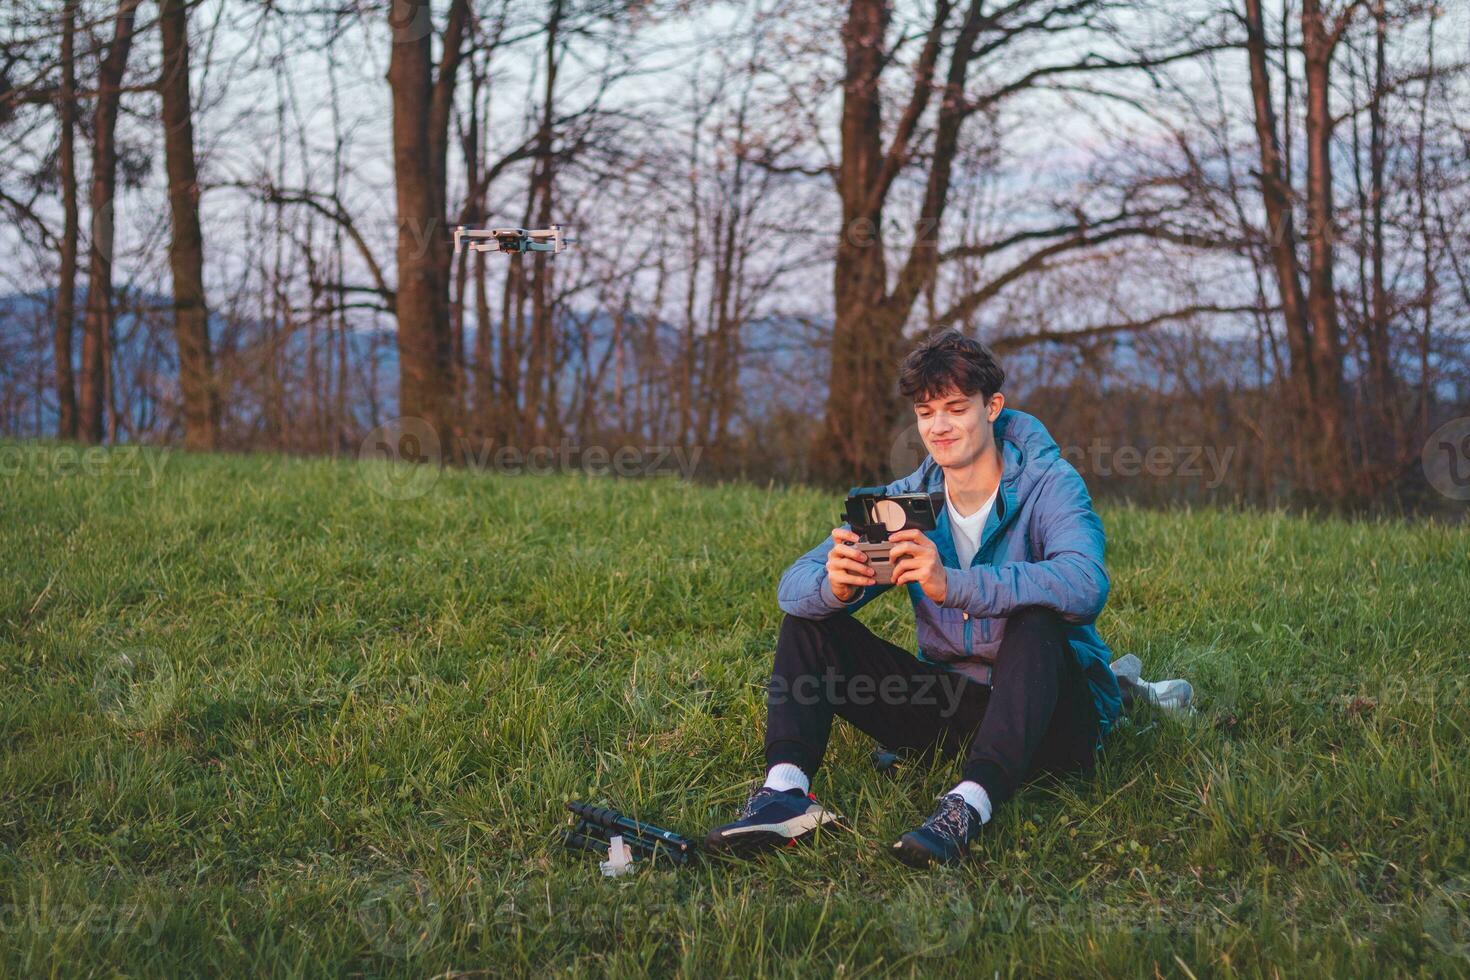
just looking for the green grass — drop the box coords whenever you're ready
[1,440,1468,977]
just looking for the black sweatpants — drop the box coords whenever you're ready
[763,606,1099,807]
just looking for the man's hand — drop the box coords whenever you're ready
[888,529,946,604]
[825,527,875,602]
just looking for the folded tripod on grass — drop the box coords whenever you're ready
[562,801,698,870]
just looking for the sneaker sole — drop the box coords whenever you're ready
[888,835,939,869]
[704,809,840,857]
[888,831,971,869]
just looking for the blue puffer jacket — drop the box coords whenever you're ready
[776,407,1122,739]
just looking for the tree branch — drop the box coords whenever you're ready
[242,183,395,308]
[940,206,1160,262]
[937,222,1241,327]
[964,42,1242,116]
[0,187,60,250]
[989,304,1274,352]
[863,0,953,218]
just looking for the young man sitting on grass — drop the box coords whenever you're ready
[705,330,1123,868]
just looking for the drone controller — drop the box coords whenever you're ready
[841,488,943,585]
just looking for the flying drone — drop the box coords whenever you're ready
[452,224,575,255]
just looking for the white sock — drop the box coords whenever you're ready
[948,780,992,824]
[763,762,810,794]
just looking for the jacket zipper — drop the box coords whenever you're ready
[969,486,1015,654]
[936,456,1018,661]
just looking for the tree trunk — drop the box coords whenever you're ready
[79,0,140,444]
[53,0,79,439]
[520,0,561,448]
[814,0,894,485]
[472,249,492,432]
[1411,9,1437,440]
[1301,0,1350,499]
[387,0,469,460]
[679,187,700,447]
[1364,2,1395,473]
[1242,0,1313,382]
[497,252,521,445]
[814,0,976,485]
[454,66,484,438]
[389,0,448,452]
[1242,0,1348,500]
[451,236,470,429]
[159,0,219,449]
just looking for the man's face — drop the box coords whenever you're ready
[914,386,1003,469]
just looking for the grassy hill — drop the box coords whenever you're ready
[1,441,1467,976]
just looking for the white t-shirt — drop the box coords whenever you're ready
[946,481,998,569]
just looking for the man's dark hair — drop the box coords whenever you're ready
[897,330,1005,403]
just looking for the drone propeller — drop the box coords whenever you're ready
[453,223,577,255]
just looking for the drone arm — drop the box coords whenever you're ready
[456,227,510,254]
[453,225,571,255]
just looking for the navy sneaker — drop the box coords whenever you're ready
[889,793,983,868]
[704,783,842,856]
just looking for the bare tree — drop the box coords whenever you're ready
[519,0,563,448]
[1241,0,1354,500]
[79,0,142,444]
[159,0,218,449]
[1299,0,1352,496]
[0,0,1464,509]
[388,0,471,458]
[811,0,1226,483]
[53,0,79,439]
